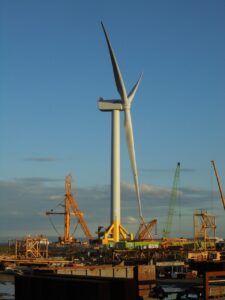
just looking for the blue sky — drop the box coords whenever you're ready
[0,0,225,240]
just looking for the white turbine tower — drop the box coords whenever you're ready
[98,22,143,244]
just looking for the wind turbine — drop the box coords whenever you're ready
[98,22,143,244]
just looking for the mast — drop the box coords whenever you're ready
[211,160,225,210]
[46,175,93,243]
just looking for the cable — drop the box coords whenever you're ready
[47,215,61,237]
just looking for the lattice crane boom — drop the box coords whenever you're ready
[211,160,225,210]
[163,162,181,238]
[64,175,93,241]
[135,219,157,240]
[46,175,93,242]
[67,194,93,240]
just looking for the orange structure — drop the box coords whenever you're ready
[46,175,93,243]
[135,219,157,240]
[9,235,48,258]
[193,209,216,242]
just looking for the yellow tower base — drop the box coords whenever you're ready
[101,220,133,245]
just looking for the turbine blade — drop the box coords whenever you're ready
[124,109,143,218]
[101,22,127,101]
[128,73,143,104]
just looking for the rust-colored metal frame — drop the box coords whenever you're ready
[193,209,216,243]
[205,271,225,299]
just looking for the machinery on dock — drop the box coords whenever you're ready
[46,175,93,243]
[193,209,216,245]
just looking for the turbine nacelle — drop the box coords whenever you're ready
[98,97,133,111]
[98,98,123,111]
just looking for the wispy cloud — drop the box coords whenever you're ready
[24,156,58,162]
[11,210,25,216]
[15,177,62,184]
[123,216,139,224]
[141,184,171,196]
[48,195,63,201]
[122,181,170,192]
[121,182,171,199]
[181,168,195,173]
[140,167,195,173]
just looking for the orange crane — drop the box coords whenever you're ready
[46,175,93,243]
[211,160,225,210]
[135,219,157,240]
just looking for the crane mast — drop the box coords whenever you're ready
[163,162,181,238]
[65,176,93,240]
[46,175,93,242]
[211,160,225,210]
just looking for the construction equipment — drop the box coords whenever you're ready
[211,160,225,210]
[162,162,181,238]
[135,219,157,240]
[8,236,49,259]
[193,209,216,243]
[46,175,93,243]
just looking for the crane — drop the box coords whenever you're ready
[46,175,93,243]
[211,160,225,210]
[163,162,181,238]
[135,219,157,240]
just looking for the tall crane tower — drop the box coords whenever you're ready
[211,160,225,210]
[163,162,181,238]
[46,175,93,243]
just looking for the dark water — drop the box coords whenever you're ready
[0,275,15,300]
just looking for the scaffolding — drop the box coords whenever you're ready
[8,235,49,259]
[193,209,216,243]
